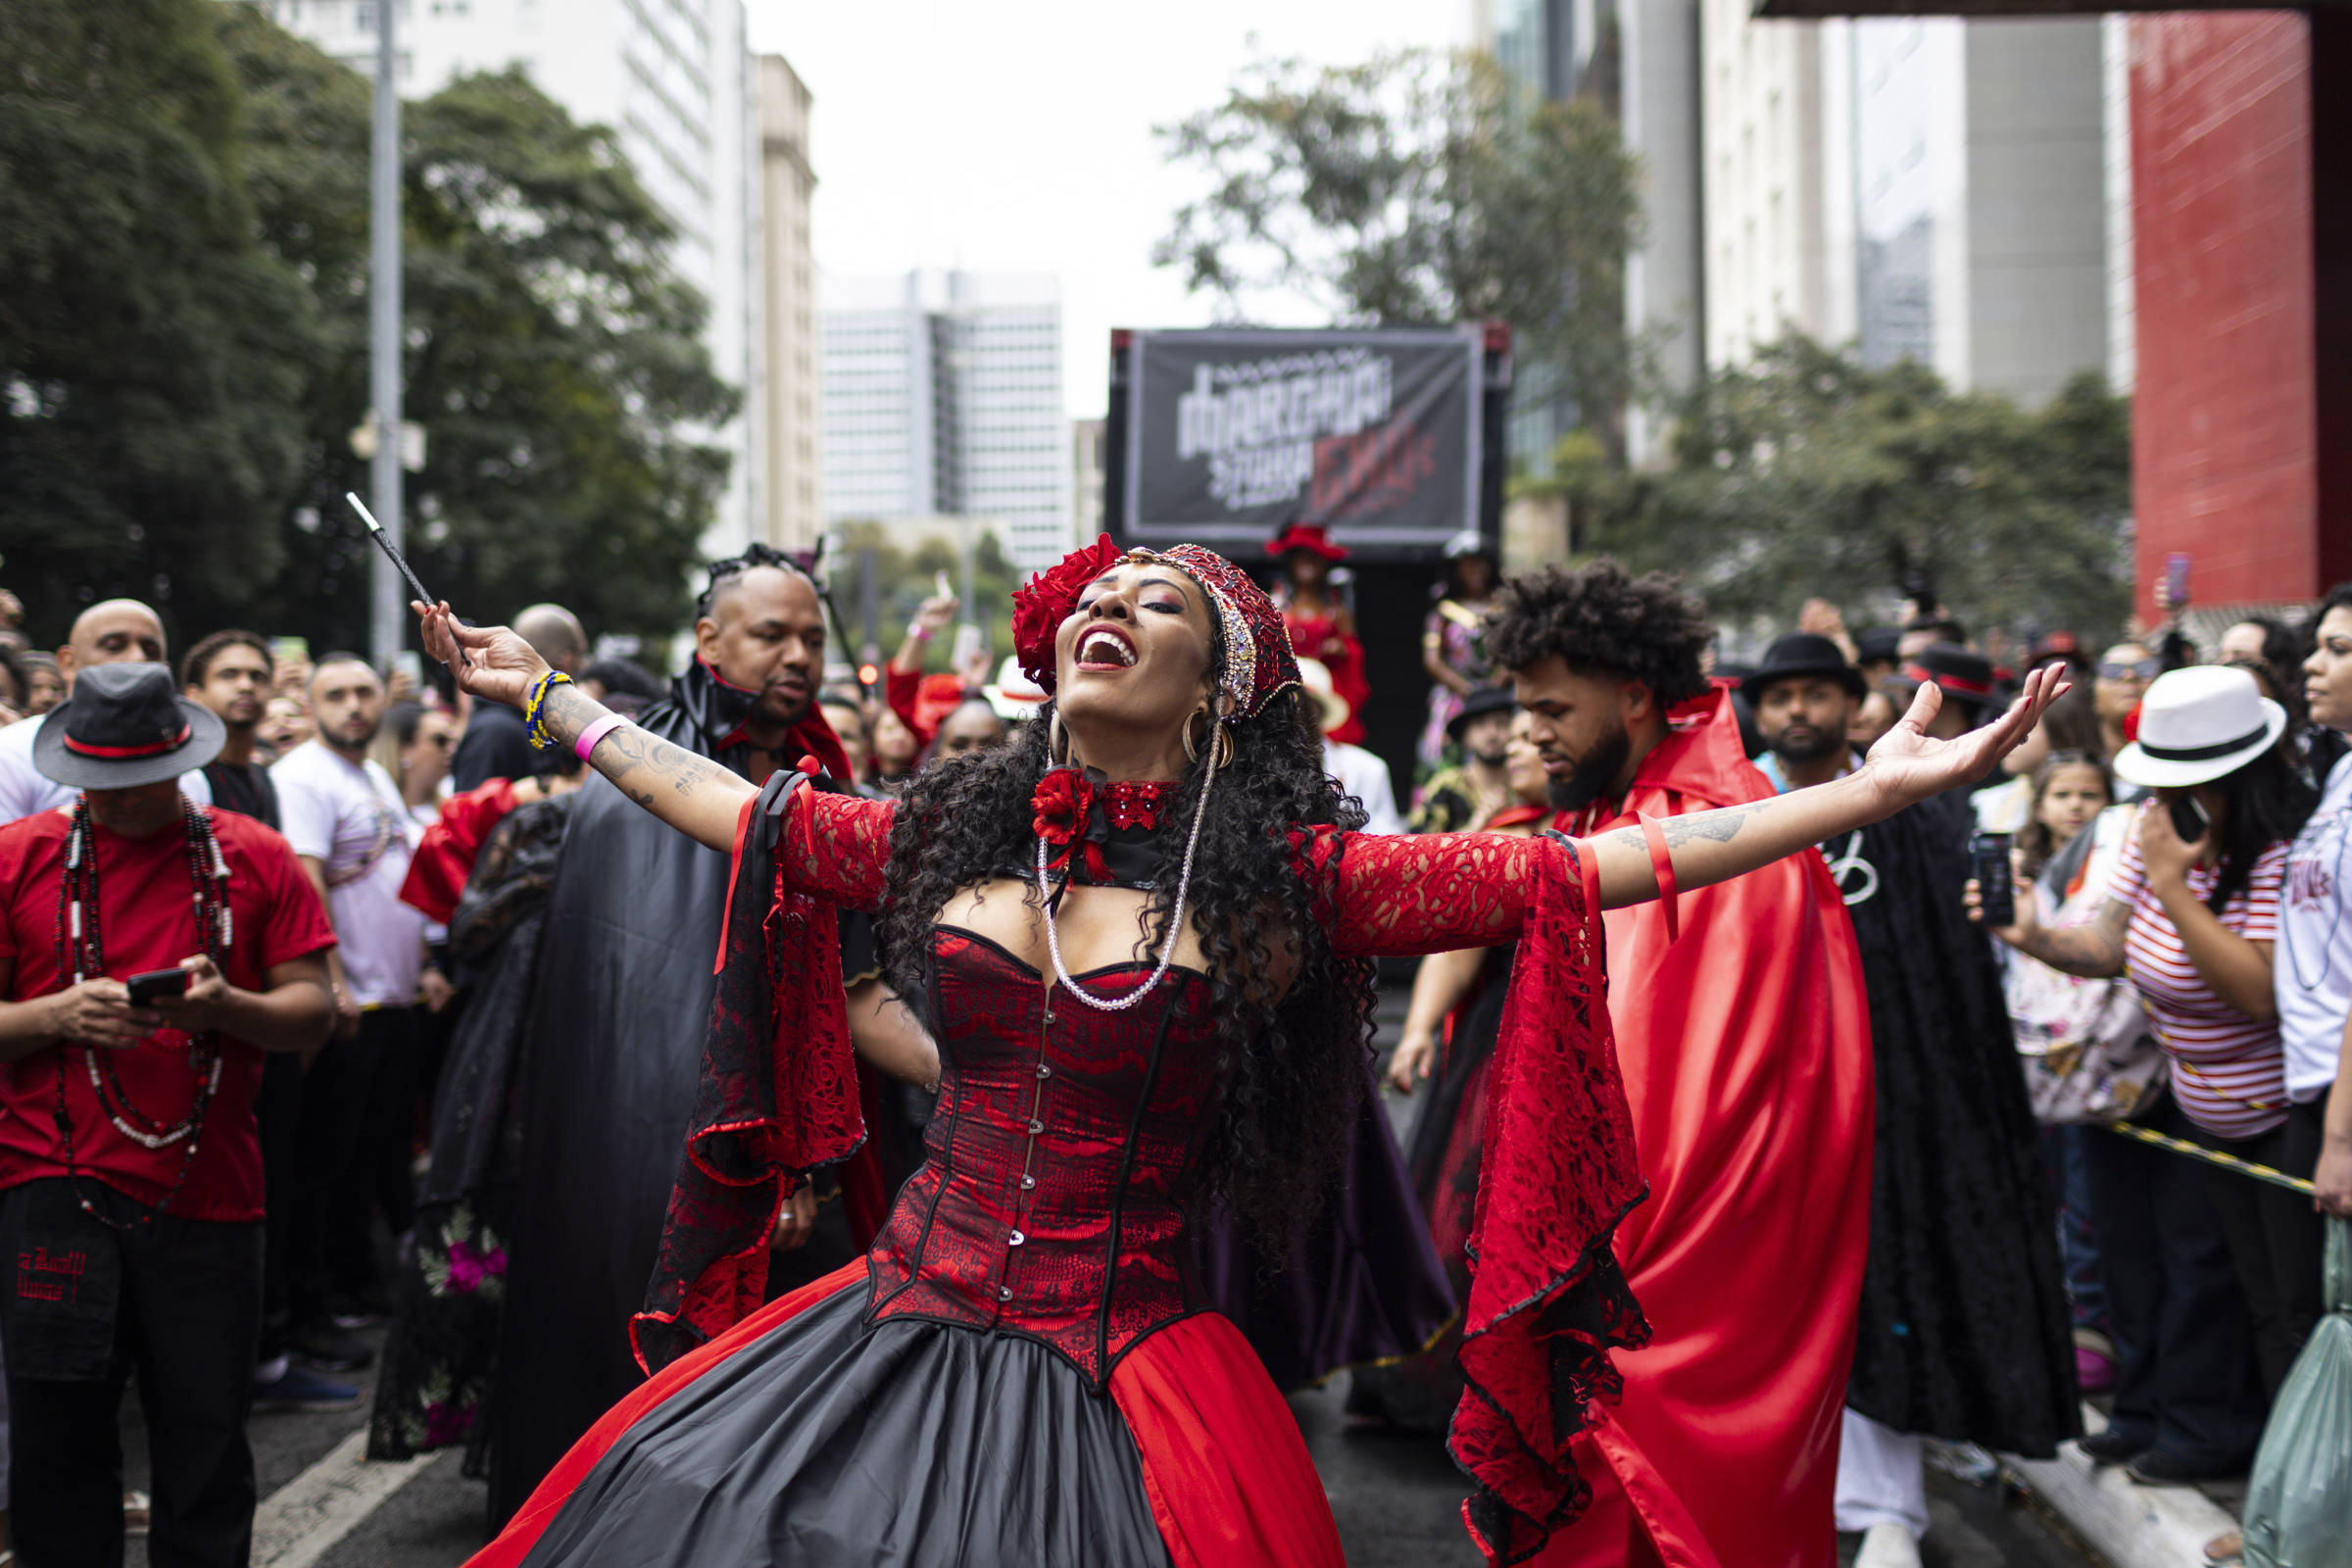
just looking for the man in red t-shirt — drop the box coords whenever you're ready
[0,662,334,1567]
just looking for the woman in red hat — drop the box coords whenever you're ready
[411,538,2061,1568]
[1267,520,1371,746]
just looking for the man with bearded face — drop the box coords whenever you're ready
[1746,634,2078,1568]
[486,549,893,1522]
[1487,565,1875,1568]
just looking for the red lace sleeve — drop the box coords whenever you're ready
[1303,828,1555,956]
[774,783,896,912]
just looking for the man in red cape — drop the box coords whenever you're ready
[1486,564,1873,1568]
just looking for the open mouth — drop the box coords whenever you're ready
[1076,626,1138,670]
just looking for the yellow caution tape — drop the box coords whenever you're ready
[2101,1120,2315,1197]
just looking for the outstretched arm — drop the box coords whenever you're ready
[1578,666,2068,909]
[417,604,754,852]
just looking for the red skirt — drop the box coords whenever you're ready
[468,1260,1344,1567]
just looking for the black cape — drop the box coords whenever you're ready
[488,662,784,1522]
[1836,788,2080,1454]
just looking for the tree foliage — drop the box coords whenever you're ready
[1,0,736,651]
[1559,337,2133,643]
[0,0,317,634]
[1154,51,1640,446]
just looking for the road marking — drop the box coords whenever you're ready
[251,1430,432,1568]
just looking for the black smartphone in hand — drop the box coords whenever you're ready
[2168,793,2209,844]
[125,967,191,1006]
[1969,832,2015,929]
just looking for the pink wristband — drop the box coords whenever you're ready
[574,712,630,761]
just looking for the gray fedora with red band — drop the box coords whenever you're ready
[31,662,224,790]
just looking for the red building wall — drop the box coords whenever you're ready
[2130,13,2352,619]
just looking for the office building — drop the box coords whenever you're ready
[1474,0,1707,468]
[819,270,1072,570]
[1072,418,1105,543]
[248,0,764,555]
[758,54,818,552]
[1698,9,2113,406]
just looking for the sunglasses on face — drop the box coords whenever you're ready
[2099,659,2161,681]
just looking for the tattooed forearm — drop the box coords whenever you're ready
[1598,799,1771,858]
[551,684,757,851]
[2020,904,2129,979]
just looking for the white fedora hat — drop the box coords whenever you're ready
[2114,665,2287,790]
[1295,657,1350,733]
[982,655,1047,724]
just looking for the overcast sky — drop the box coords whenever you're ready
[745,1,1469,420]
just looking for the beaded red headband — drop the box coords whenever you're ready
[1009,535,1300,722]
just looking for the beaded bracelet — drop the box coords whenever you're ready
[523,668,574,750]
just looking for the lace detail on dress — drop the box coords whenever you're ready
[776,784,896,912]
[1300,827,1552,957]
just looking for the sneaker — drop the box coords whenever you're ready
[1854,1522,1922,1568]
[327,1287,390,1330]
[2075,1345,2117,1394]
[254,1361,364,1413]
[2077,1426,2150,1465]
[292,1319,375,1373]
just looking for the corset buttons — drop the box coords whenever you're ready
[998,1286,1013,1302]
[1008,1230,1026,1247]
[1021,1174,1036,1190]
[1028,1117,1046,1135]
[1036,1062,1053,1080]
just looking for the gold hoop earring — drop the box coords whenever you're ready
[1049,710,1071,766]
[1182,710,1207,763]
[1212,723,1235,772]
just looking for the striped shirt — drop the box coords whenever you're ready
[2109,824,2289,1138]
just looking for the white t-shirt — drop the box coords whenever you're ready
[1324,740,1404,835]
[0,711,212,822]
[2281,751,2352,1102]
[271,741,424,1007]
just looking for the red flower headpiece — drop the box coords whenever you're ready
[1009,535,1300,722]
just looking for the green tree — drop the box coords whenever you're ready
[1559,336,2133,643]
[1154,50,1641,450]
[0,0,318,643]
[212,11,737,646]
[829,521,1020,678]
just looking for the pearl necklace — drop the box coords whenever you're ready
[1034,750,1218,1012]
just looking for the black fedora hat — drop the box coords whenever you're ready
[1740,633,1867,707]
[1901,643,1997,715]
[1446,684,1516,740]
[32,662,223,790]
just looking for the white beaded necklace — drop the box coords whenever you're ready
[1034,748,1219,1012]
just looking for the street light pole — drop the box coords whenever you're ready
[368,0,404,667]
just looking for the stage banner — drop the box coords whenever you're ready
[1122,326,1483,556]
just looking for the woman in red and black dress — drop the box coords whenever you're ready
[413,539,2061,1568]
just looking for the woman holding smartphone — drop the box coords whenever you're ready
[1979,666,2320,1480]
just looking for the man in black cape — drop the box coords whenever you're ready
[1747,636,2078,1568]
[488,550,871,1523]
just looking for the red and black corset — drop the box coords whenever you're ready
[864,930,1222,1388]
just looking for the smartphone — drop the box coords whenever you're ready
[951,623,984,669]
[125,967,191,1005]
[393,650,422,689]
[934,570,953,603]
[270,635,311,669]
[2165,552,2191,612]
[2169,792,2209,843]
[1969,832,2015,929]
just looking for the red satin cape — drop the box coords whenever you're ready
[466,1261,1344,1568]
[1536,691,1873,1568]
[398,776,520,924]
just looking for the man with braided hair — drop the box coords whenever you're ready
[488,547,878,1519]
[1482,563,1874,1568]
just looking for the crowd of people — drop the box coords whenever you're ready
[0,534,2343,1568]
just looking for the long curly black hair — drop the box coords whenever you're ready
[874,644,1376,1246]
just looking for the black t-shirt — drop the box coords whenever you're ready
[202,759,280,833]
[451,703,535,793]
